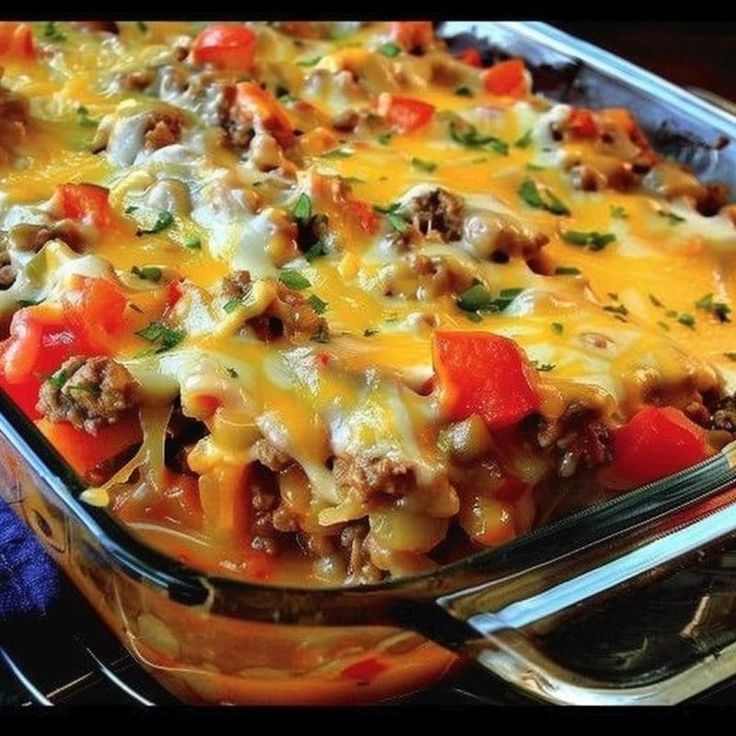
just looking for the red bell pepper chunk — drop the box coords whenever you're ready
[340,656,388,682]
[455,48,482,68]
[378,94,435,134]
[347,200,380,234]
[0,306,99,418]
[481,58,528,98]
[610,406,712,486]
[0,22,36,59]
[191,23,257,71]
[568,108,598,138]
[389,21,434,51]
[432,331,540,430]
[36,414,142,478]
[58,183,112,229]
[233,81,294,147]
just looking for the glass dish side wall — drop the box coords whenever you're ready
[0,430,458,704]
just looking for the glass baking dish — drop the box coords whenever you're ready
[3,20,736,706]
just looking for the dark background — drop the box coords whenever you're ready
[555,21,736,102]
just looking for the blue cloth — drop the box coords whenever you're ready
[0,498,60,623]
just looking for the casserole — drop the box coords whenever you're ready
[2,19,736,705]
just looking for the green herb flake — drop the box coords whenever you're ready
[518,178,571,216]
[657,320,671,332]
[695,293,732,323]
[279,270,311,291]
[307,294,328,314]
[292,193,312,221]
[531,360,555,372]
[16,298,43,308]
[608,292,619,301]
[135,321,186,352]
[223,299,243,314]
[610,205,629,220]
[514,129,533,149]
[66,382,100,396]
[47,368,69,390]
[363,327,379,337]
[387,212,409,233]
[320,148,353,159]
[131,265,163,283]
[525,163,545,171]
[454,86,474,98]
[227,367,239,378]
[43,22,66,43]
[649,293,664,308]
[551,322,564,335]
[297,55,322,67]
[658,210,686,225]
[377,132,392,146]
[562,229,616,251]
[124,205,138,215]
[604,303,629,317]
[136,21,148,33]
[410,157,437,173]
[678,313,696,328]
[304,239,328,261]
[465,311,483,323]
[184,235,202,250]
[378,41,401,58]
[137,210,174,236]
[456,284,522,315]
[449,121,508,155]
[554,266,581,276]
[76,105,98,128]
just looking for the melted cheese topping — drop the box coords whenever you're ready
[1,21,734,586]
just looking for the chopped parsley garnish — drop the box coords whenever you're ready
[518,178,570,216]
[562,230,616,251]
[279,270,311,290]
[227,367,239,378]
[658,210,686,225]
[223,299,243,314]
[297,55,322,67]
[47,368,69,390]
[531,360,555,372]
[454,86,474,98]
[363,327,379,337]
[278,92,297,104]
[131,265,163,283]
[678,312,696,328]
[551,322,564,335]
[76,105,99,128]
[724,352,736,361]
[43,22,66,43]
[135,321,186,352]
[377,132,392,145]
[304,239,328,261]
[378,41,401,58]
[136,21,148,33]
[695,293,731,323]
[124,205,138,215]
[525,163,545,171]
[604,304,629,316]
[386,211,409,233]
[137,210,174,235]
[292,193,312,221]
[307,294,328,314]
[456,284,522,314]
[449,121,508,155]
[554,266,581,276]
[410,157,437,173]
[16,298,43,307]
[649,293,664,307]
[657,320,671,332]
[514,129,533,148]
[321,148,353,159]
[184,235,202,250]
[610,205,629,220]
[608,292,619,301]
[67,383,100,397]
